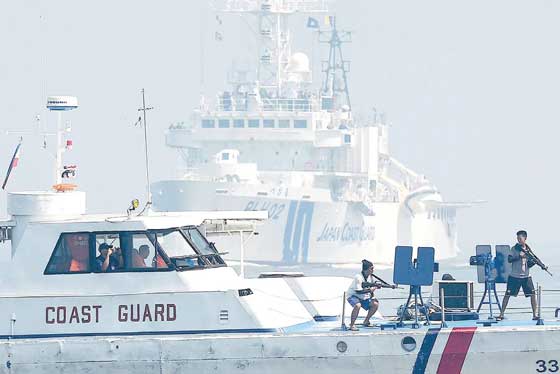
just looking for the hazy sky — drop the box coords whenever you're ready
[1,0,559,252]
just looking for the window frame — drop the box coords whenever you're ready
[90,230,176,274]
[263,119,275,128]
[44,232,95,275]
[218,119,230,128]
[180,226,226,268]
[44,228,227,275]
[248,119,260,128]
[201,119,216,128]
[294,119,308,129]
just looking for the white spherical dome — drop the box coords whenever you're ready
[287,52,310,73]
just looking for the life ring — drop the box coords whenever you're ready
[52,183,78,192]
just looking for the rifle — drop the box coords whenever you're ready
[523,247,553,277]
[362,281,399,289]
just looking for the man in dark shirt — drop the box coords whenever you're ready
[95,243,123,272]
[497,230,537,320]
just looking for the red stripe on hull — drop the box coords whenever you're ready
[437,326,476,374]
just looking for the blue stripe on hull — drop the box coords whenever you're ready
[282,201,315,263]
[0,321,317,341]
[412,328,441,374]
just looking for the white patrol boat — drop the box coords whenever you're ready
[0,97,559,374]
[1,191,560,374]
[151,0,476,265]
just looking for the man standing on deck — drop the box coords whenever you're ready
[497,230,538,321]
[346,259,381,331]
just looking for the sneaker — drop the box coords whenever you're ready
[362,320,371,327]
[533,316,540,321]
[348,325,359,331]
[495,315,504,321]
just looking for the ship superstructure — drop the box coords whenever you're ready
[152,0,465,264]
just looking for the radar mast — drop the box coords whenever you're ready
[211,0,328,98]
[319,16,351,111]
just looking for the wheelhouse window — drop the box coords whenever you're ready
[120,233,168,270]
[182,227,225,265]
[233,119,245,128]
[248,119,260,128]
[92,232,170,272]
[45,233,91,274]
[278,119,290,128]
[218,119,230,128]
[156,230,204,269]
[263,119,275,128]
[45,227,224,275]
[201,119,215,128]
[294,119,308,129]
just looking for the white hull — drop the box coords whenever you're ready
[153,180,460,264]
[1,325,558,373]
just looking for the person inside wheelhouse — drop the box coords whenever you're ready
[44,226,226,275]
[95,243,123,272]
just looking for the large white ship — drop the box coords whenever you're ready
[152,0,469,264]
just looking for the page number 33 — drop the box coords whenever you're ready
[537,360,559,373]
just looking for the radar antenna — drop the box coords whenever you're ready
[319,16,352,111]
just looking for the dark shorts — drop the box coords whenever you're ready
[506,276,535,297]
[347,296,378,310]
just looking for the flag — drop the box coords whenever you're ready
[307,17,319,29]
[215,31,223,41]
[325,15,335,26]
[2,142,22,190]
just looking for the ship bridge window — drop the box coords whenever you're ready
[248,119,260,128]
[233,119,245,128]
[45,228,224,275]
[218,119,230,128]
[92,232,171,272]
[154,227,225,269]
[278,119,290,128]
[119,233,168,270]
[182,227,225,266]
[294,119,308,129]
[202,119,215,128]
[45,233,91,274]
[263,119,275,128]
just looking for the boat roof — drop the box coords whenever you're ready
[1,210,268,231]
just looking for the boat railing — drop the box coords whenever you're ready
[297,287,560,321]
[216,96,319,113]
[219,0,329,13]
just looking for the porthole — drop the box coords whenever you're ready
[401,336,416,352]
[336,341,348,353]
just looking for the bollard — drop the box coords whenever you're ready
[341,291,347,330]
[440,287,448,328]
[537,284,544,326]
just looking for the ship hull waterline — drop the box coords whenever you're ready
[0,325,558,373]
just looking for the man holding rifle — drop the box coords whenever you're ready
[497,230,551,321]
[346,259,397,331]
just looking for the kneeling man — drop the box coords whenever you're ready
[347,259,381,331]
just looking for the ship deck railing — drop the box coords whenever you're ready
[216,97,321,113]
